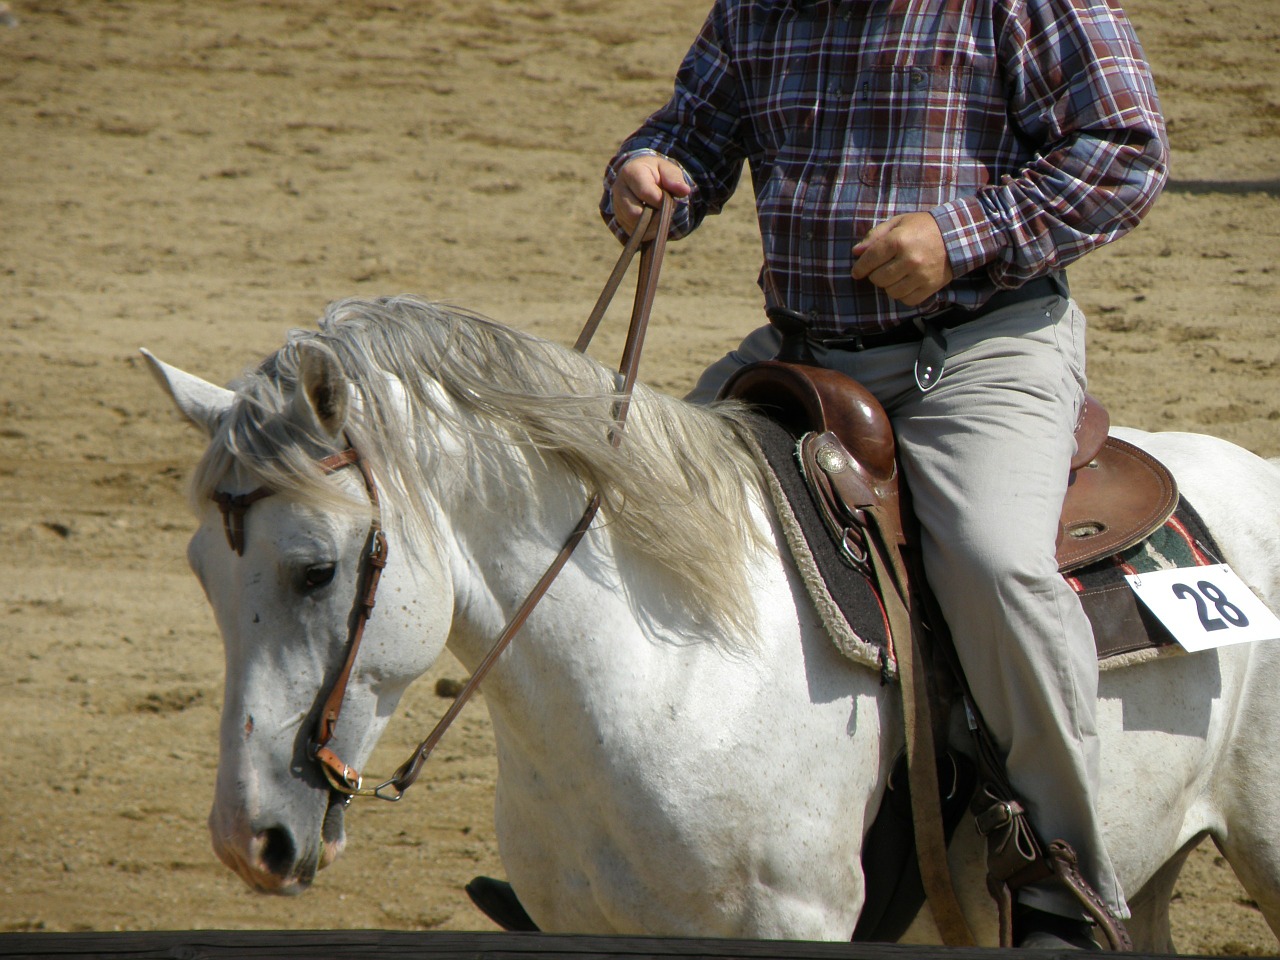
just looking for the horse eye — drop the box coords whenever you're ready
[302,563,336,591]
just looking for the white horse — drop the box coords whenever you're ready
[145,295,1280,951]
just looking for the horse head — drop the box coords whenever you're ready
[144,344,455,894]
[143,295,789,921]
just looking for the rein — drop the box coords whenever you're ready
[210,196,675,802]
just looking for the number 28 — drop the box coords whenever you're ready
[1172,580,1249,632]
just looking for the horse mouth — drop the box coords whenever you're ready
[253,869,315,896]
[212,834,319,895]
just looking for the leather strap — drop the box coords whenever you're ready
[912,320,947,393]
[863,508,977,946]
[307,451,389,795]
[345,194,677,801]
[213,487,274,555]
[797,428,975,945]
[574,202,655,354]
[368,494,604,799]
[1048,840,1134,951]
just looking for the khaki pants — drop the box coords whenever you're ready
[689,296,1126,920]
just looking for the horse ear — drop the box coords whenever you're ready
[295,343,350,440]
[140,348,234,437]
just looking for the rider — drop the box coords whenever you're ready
[601,0,1167,948]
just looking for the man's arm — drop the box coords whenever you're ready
[929,0,1169,289]
[600,0,746,242]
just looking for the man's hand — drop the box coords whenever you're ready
[851,213,953,306]
[611,154,691,238]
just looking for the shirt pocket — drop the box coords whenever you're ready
[855,64,987,189]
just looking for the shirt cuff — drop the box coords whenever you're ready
[930,195,1005,282]
[602,149,695,242]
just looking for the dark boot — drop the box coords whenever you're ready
[1014,906,1100,950]
[465,876,540,932]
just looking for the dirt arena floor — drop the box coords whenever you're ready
[1,0,1277,952]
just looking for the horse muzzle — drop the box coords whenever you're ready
[208,794,346,895]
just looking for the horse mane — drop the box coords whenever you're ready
[191,295,770,642]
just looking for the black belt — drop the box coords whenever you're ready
[814,274,1067,352]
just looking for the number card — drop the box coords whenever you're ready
[1125,564,1280,653]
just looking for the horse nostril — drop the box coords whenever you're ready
[257,826,297,877]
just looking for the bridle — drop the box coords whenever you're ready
[209,196,674,803]
[212,446,390,797]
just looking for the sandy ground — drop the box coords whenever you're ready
[1,0,1277,952]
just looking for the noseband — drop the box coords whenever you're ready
[209,195,673,804]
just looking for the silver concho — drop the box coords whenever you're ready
[815,442,849,475]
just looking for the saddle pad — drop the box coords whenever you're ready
[747,418,1222,676]
[750,417,893,676]
[1068,498,1223,668]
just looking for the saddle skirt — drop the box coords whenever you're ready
[723,360,1216,676]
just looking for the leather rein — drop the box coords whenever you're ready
[209,196,674,803]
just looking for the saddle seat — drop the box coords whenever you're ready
[721,360,1178,575]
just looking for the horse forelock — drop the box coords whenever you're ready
[188,345,364,519]
[191,295,770,640]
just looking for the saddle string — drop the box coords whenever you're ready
[870,527,979,946]
[306,194,676,801]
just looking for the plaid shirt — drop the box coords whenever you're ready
[601,0,1168,336]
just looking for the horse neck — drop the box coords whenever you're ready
[431,435,603,655]
[422,420,900,864]
[437,440,836,722]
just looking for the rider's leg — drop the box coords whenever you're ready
[876,297,1127,922]
[685,325,783,404]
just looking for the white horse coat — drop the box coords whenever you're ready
[145,296,1280,950]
